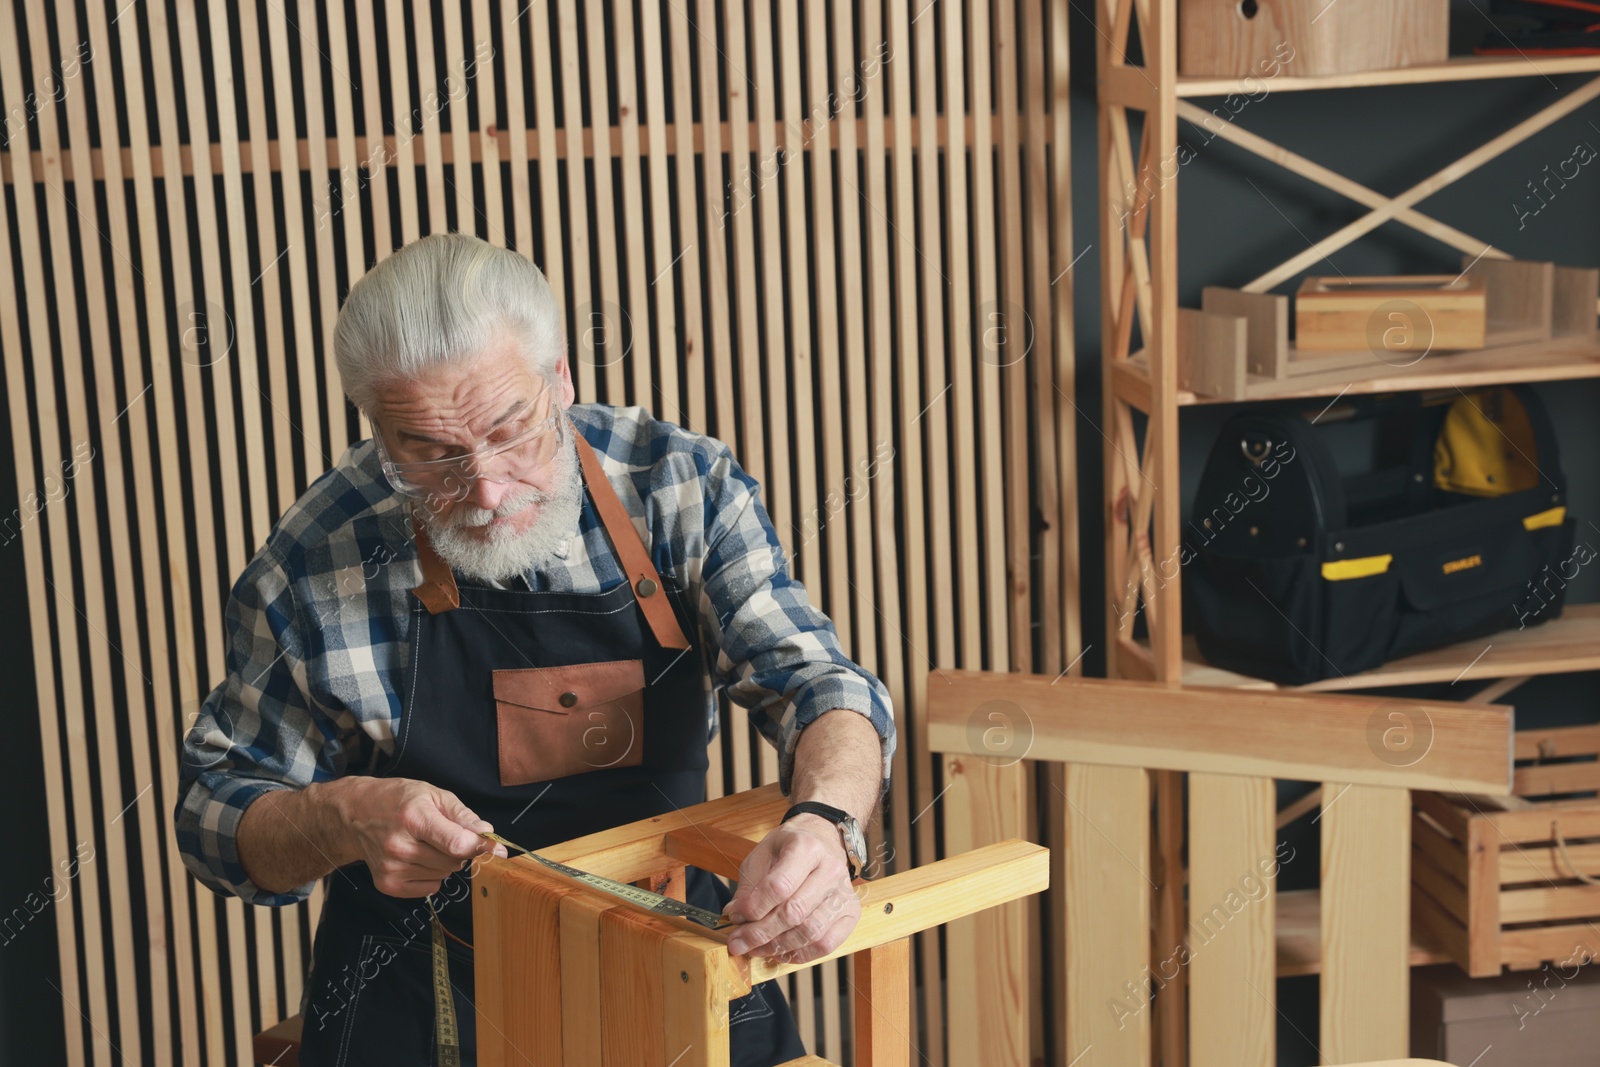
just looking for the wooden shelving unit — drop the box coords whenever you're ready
[1095,2,1600,1062]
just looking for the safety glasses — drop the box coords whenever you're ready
[375,394,567,502]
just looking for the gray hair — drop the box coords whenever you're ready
[333,233,564,414]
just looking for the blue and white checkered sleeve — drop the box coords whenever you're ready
[694,447,896,798]
[174,541,340,906]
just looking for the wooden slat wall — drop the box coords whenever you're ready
[0,1,1078,1063]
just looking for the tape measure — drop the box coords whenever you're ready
[427,900,461,1067]
[480,829,737,931]
[427,828,739,1064]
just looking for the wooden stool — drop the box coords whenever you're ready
[474,784,1048,1066]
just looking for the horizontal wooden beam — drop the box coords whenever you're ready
[743,840,1049,983]
[926,670,1513,794]
[663,825,762,880]
[0,110,1046,185]
[534,783,788,881]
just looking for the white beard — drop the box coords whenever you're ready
[418,438,583,583]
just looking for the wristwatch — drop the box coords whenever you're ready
[781,801,869,880]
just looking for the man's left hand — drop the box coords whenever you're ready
[722,815,861,965]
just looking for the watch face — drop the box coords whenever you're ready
[840,817,869,873]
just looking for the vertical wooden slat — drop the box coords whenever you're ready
[637,0,682,425]
[1064,763,1151,1067]
[558,0,595,400]
[853,937,913,1067]
[663,933,735,1067]
[944,755,1031,1067]
[580,0,625,406]
[499,0,535,256]
[667,0,706,433]
[526,0,565,315]
[610,0,653,411]
[440,1,475,234]
[0,13,87,1063]
[52,0,182,1060]
[105,0,209,1055]
[721,0,764,483]
[1188,773,1275,1067]
[689,0,731,447]
[559,891,613,1067]
[412,0,449,233]
[18,5,141,1061]
[1321,782,1410,1063]
[320,0,362,459]
[386,0,422,244]
[995,0,1030,672]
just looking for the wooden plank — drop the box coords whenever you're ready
[1321,783,1410,1062]
[560,890,616,1067]
[18,4,142,1060]
[578,0,623,404]
[636,0,680,425]
[600,908,672,1065]
[1515,724,1600,761]
[1062,763,1149,1065]
[663,932,741,1067]
[1501,837,1600,883]
[927,670,1513,793]
[744,840,1049,983]
[1501,882,1600,923]
[1463,257,1554,344]
[942,756,1030,1067]
[1202,287,1288,378]
[853,938,912,1067]
[1552,266,1599,339]
[474,859,573,1067]
[1178,307,1248,399]
[0,13,85,1062]
[1514,759,1600,797]
[1498,922,1600,969]
[662,825,761,879]
[1188,774,1275,1067]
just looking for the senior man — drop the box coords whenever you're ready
[175,233,895,1066]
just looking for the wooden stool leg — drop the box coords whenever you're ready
[852,938,912,1067]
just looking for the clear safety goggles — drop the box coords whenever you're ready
[375,395,567,502]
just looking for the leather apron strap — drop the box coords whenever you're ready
[409,423,691,652]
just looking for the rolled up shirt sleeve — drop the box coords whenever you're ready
[694,448,896,797]
[175,540,344,906]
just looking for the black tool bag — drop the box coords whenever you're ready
[1185,386,1576,685]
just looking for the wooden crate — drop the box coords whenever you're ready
[1413,725,1600,978]
[1179,0,1447,78]
[1296,274,1487,352]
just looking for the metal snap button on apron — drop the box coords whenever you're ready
[635,577,658,598]
[559,691,579,708]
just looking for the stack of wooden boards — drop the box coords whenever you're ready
[1154,257,1600,401]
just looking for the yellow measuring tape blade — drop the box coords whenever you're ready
[480,830,738,931]
[428,900,461,1067]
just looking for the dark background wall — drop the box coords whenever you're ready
[3,3,1598,1063]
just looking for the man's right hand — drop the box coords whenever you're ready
[332,777,508,897]
[237,776,508,898]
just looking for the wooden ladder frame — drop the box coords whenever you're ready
[473,784,1048,1066]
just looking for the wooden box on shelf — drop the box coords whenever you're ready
[1178,0,1447,78]
[1295,274,1487,352]
[1412,724,1600,978]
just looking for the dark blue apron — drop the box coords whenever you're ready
[298,428,805,1066]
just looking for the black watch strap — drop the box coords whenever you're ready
[781,801,850,825]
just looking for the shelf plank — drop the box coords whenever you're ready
[1276,889,1451,978]
[1178,54,1600,96]
[1120,337,1600,407]
[1179,604,1600,692]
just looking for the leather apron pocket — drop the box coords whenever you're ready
[491,659,645,786]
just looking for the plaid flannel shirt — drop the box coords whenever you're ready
[175,403,896,905]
